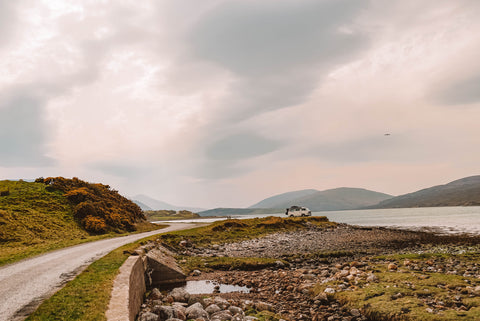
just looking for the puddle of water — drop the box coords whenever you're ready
[183,280,250,294]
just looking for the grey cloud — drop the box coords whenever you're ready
[0,1,20,48]
[309,135,408,163]
[207,133,282,161]
[192,132,282,179]
[436,74,480,106]
[0,92,53,167]
[194,160,248,180]
[191,0,366,76]
[0,3,160,169]
[88,162,149,179]
[189,0,368,120]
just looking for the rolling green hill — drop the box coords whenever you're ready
[0,178,154,265]
[0,180,88,245]
[369,175,480,208]
[249,189,319,208]
[251,187,393,211]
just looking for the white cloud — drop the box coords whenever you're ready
[1,0,480,208]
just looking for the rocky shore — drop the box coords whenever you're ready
[138,223,480,321]
[184,224,480,259]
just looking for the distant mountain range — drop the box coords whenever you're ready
[249,189,318,208]
[132,194,205,212]
[132,175,480,216]
[198,208,282,217]
[369,175,480,208]
[250,187,393,212]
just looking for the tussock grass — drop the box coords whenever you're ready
[245,309,283,321]
[159,216,335,250]
[179,256,283,273]
[315,254,480,320]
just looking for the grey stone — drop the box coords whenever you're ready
[149,288,163,300]
[206,304,222,314]
[350,308,361,317]
[254,301,273,312]
[232,313,245,321]
[214,296,230,309]
[228,306,243,316]
[366,273,378,282]
[185,302,209,320]
[192,269,202,276]
[211,310,232,321]
[188,296,206,307]
[169,287,190,303]
[172,302,187,315]
[153,305,176,320]
[138,312,158,321]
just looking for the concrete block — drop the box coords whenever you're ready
[146,247,186,287]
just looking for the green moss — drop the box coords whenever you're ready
[178,256,284,274]
[315,255,480,321]
[245,309,284,321]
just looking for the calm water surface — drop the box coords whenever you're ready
[159,207,480,235]
[319,207,480,235]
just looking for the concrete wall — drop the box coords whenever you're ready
[106,256,146,321]
[106,245,186,321]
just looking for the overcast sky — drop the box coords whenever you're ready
[1,0,480,208]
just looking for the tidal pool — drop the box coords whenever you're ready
[182,280,250,294]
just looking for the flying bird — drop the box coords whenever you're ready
[384,133,390,136]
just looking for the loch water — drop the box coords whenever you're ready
[159,206,480,235]
[319,206,480,235]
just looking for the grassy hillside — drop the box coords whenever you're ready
[251,187,393,211]
[249,189,319,208]
[370,175,480,208]
[35,177,145,234]
[299,187,393,211]
[0,178,156,265]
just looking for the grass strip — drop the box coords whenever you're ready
[25,232,166,321]
[0,222,163,266]
[178,256,284,274]
[159,216,335,250]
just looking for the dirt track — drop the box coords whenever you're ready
[0,223,199,321]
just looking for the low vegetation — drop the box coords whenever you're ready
[178,256,283,274]
[36,177,145,233]
[144,209,200,221]
[314,253,480,320]
[197,207,283,217]
[0,178,158,266]
[159,216,335,251]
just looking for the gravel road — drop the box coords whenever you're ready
[0,223,200,321]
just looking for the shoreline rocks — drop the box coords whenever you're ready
[138,287,280,321]
[138,224,480,321]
